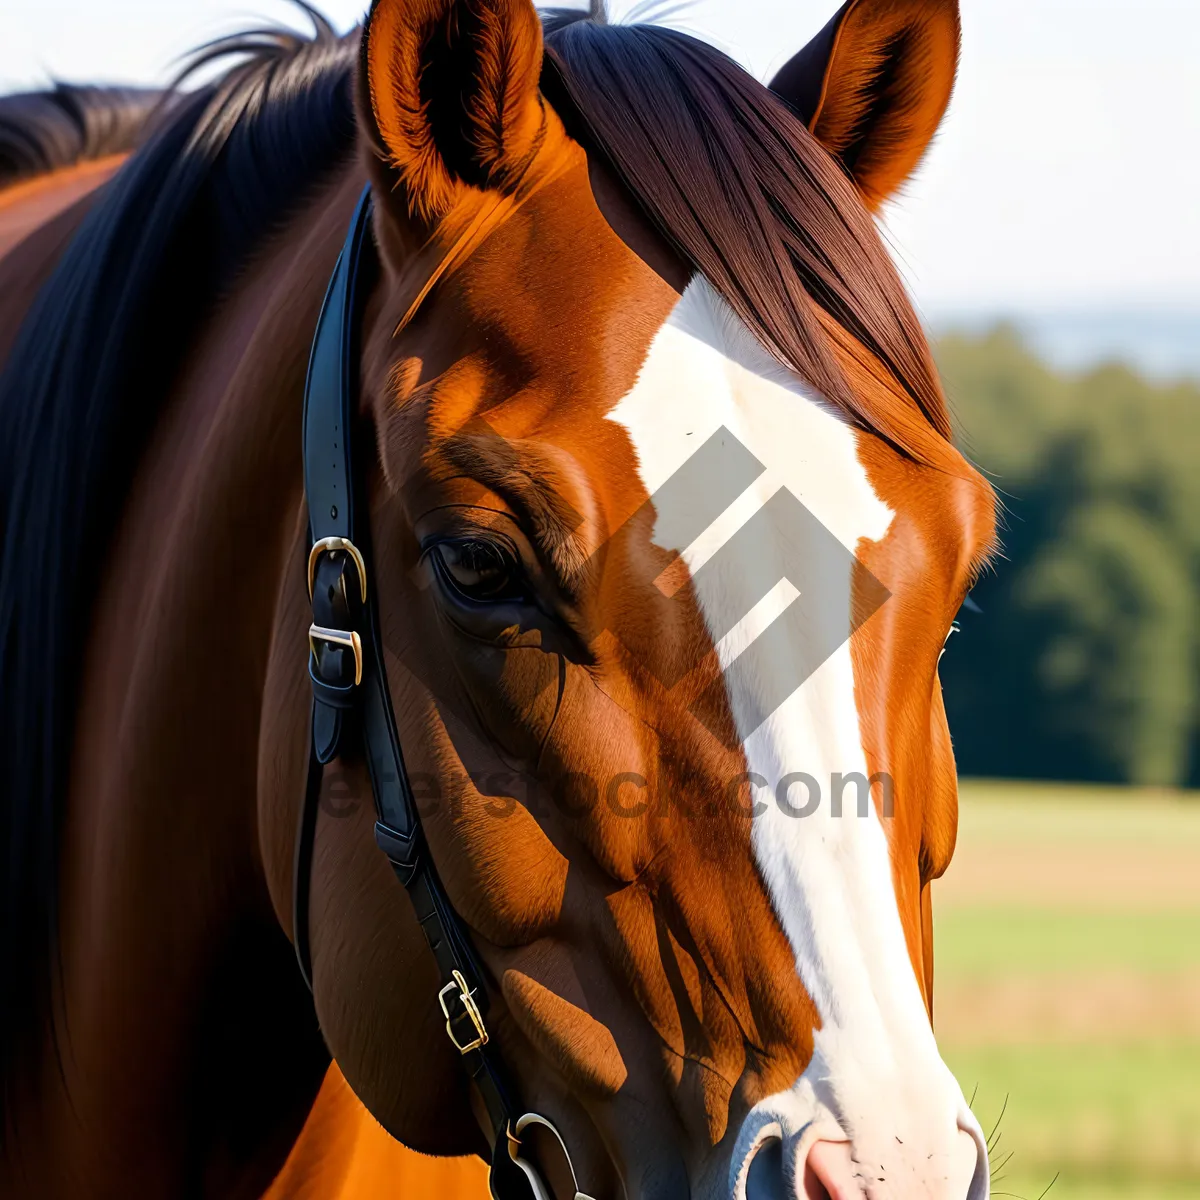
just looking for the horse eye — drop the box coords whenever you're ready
[432,539,524,602]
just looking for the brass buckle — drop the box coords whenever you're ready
[438,969,489,1054]
[308,624,363,687]
[308,536,368,603]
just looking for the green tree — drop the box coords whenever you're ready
[935,326,1200,787]
[1020,503,1196,786]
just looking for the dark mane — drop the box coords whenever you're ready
[541,14,952,454]
[0,11,357,1125]
[0,84,162,188]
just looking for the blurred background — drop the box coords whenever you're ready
[4,2,1197,1197]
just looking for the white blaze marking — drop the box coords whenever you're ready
[607,280,987,1198]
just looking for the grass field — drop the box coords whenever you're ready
[936,781,1200,1200]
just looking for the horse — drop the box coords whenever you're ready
[0,0,996,1196]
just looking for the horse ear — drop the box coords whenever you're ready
[769,0,960,210]
[361,0,546,221]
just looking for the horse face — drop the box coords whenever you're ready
[330,1,996,1195]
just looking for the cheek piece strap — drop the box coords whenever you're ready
[294,186,595,1200]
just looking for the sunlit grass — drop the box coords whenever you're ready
[990,1174,1200,1200]
[955,780,1200,847]
[954,1041,1200,1179]
[934,781,1200,1200]
[935,908,1200,977]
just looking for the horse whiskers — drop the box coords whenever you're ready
[990,1171,1060,1200]
[985,1092,1009,1153]
[989,1148,1014,1178]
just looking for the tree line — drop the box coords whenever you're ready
[935,326,1200,788]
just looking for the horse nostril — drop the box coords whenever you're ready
[803,1141,856,1200]
[744,1138,790,1200]
[743,1137,850,1200]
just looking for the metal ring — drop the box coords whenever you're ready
[508,1113,597,1200]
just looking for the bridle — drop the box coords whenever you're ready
[293,187,595,1200]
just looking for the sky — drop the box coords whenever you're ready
[3,0,1198,315]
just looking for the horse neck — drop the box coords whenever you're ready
[23,167,366,1194]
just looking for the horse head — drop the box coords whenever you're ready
[260,2,997,1196]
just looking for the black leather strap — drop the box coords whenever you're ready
[302,194,362,547]
[292,731,324,991]
[293,187,527,1195]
